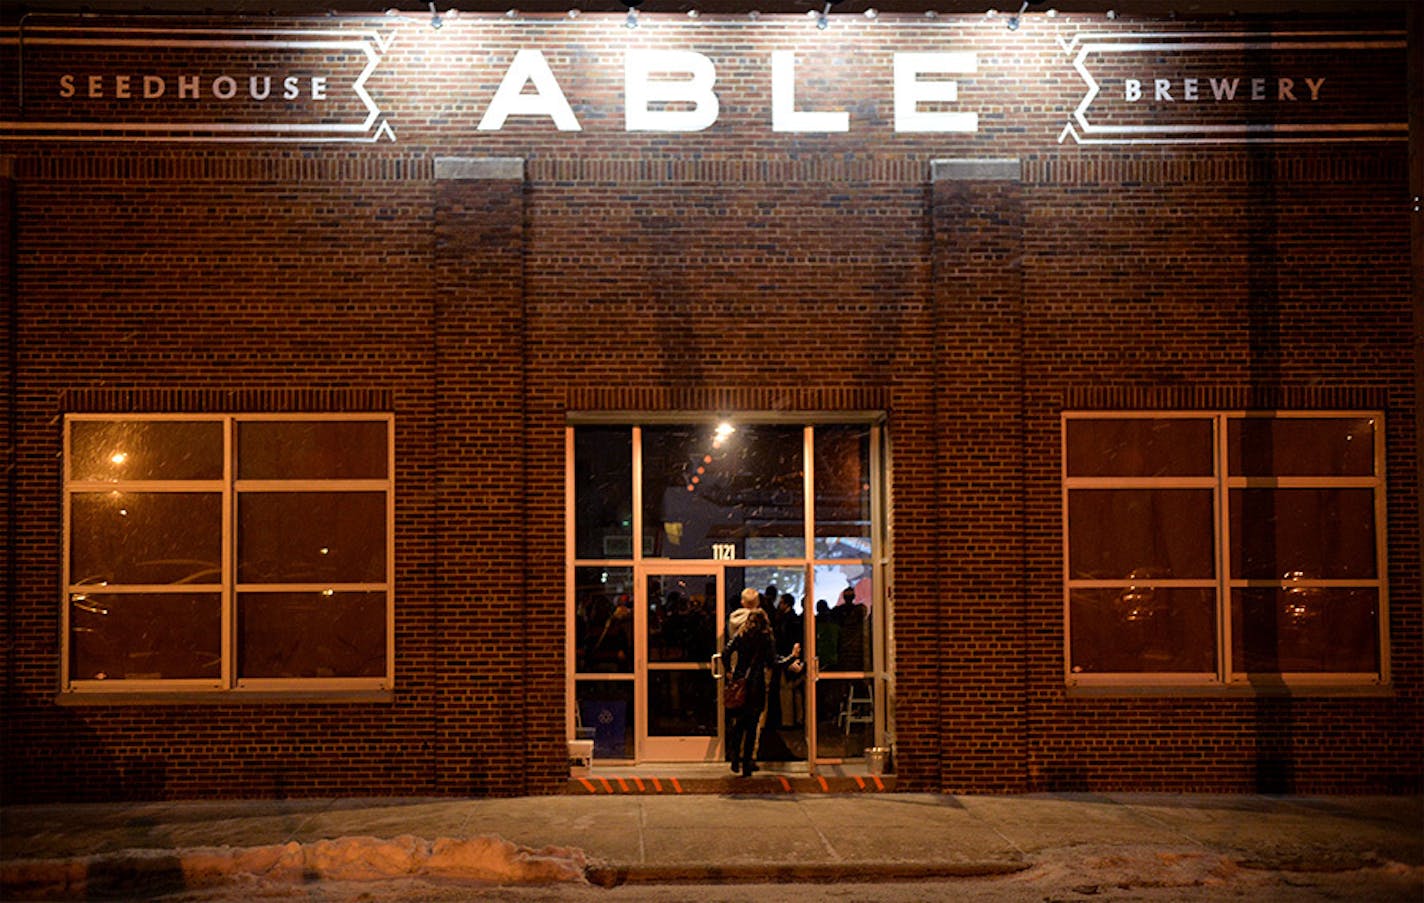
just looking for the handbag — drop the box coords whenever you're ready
[723,675,748,710]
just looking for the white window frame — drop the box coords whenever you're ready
[1062,410,1389,693]
[61,413,396,697]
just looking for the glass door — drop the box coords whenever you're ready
[639,567,724,760]
[569,419,890,771]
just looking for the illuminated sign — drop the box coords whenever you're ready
[473,48,977,133]
[1057,30,1407,144]
[0,20,1407,146]
[0,24,395,142]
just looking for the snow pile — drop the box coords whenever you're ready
[1003,846,1237,895]
[2,833,593,899]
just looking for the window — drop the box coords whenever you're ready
[63,414,394,694]
[1062,412,1386,691]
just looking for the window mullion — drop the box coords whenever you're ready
[1374,414,1392,685]
[223,415,235,691]
[1215,412,1232,685]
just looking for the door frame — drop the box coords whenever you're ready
[565,418,892,771]
[636,563,725,761]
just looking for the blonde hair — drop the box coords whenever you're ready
[739,587,761,609]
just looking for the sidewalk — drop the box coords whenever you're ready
[3,791,1421,897]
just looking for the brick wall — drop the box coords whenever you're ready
[0,10,1418,800]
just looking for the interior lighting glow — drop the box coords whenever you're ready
[109,452,128,465]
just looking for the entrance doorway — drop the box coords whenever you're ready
[641,567,723,760]
[567,418,890,772]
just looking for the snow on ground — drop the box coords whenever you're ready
[1,833,591,900]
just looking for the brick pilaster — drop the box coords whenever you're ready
[932,159,1028,792]
[433,157,529,796]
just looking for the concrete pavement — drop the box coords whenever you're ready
[2,790,1421,897]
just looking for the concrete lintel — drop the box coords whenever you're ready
[434,156,525,181]
[931,158,1022,183]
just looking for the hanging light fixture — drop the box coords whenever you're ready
[427,1,443,29]
[621,0,642,29]
[1006,0,1050,31]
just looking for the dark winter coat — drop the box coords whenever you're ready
[725,622,777,710]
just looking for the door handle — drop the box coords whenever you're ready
[710,653,724,679]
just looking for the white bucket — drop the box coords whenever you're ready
[866,746,890,775]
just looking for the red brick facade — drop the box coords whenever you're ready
[1,9,1420,800]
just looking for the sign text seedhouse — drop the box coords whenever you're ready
[59,73,331,101]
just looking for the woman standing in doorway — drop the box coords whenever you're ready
[724,591,801,777]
